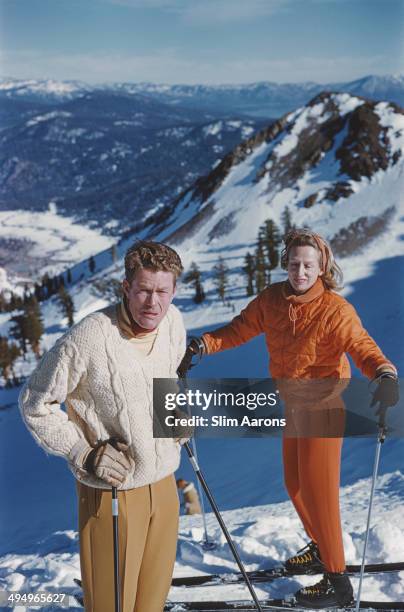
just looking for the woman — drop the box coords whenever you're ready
[181,228,399,608]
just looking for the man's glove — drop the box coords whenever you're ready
[173,408,194,445]
[83,438,134,487]
[371,373,399,425]
[177,337,206,378]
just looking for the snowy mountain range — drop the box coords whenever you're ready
[1,74,403,288]
[2,74,404,115]
[0,87,266,255]
[2,90,403,382]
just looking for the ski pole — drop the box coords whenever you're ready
[189,436,216,549]
[183,441,263,612]
[355,413,387,612]
[112,486,121,612]
[179,374,215,549]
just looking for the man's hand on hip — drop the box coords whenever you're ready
[84,439,134,487]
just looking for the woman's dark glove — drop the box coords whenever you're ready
[371,374,399,409]
[371,374,399,426]
[177,337,205,378]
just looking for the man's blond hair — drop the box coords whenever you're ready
[124,240,183,284]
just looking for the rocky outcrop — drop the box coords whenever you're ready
[330,207,395,257]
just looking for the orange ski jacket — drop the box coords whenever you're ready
[202,278,395,380]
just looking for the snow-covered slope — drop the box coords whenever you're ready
[0,207,115,290]
[1,386,404,609]
[142,93,403,297]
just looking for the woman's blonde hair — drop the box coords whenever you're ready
[280,228,343,291]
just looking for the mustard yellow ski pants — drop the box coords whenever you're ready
[76,474,179,612]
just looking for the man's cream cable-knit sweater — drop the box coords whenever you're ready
[19,303,186,489]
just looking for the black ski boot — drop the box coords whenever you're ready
[295,571,354,608]
[284,540,324,574]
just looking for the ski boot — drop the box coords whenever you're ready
[295,571,354,608]
[284,540,324,574]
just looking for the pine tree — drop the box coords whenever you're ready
[258,219,282,285]
[281,206,294,237]
[34,282,43,302]
[194,279,205,304]
[0,336,20,386]
[89,256,96,274]
[58,285,75,327]
[24,295,44,358]
[67,268,72,284]
[212,257,229,303]
[243,252,255,296]
[184,262,206,304]
[53,275,61,293]
[254,240,267,293]
[42,273,54,299]
[9,292,23,311]
[10,314,29,354]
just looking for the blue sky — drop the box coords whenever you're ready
[1,0,403,84]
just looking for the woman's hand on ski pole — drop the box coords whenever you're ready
[371,373,399,425]
[83,438,134,487]
[177,337,206,378]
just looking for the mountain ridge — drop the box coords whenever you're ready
[142,91,403,254]
[2,74,403,115]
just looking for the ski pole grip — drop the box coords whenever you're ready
[112,486,119,515]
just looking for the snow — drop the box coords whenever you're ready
[203,122,223,137]
[0,209,115,284]
[25,112,72,127]
[376,102,404,154]
[226,121,242,129]
[0,79,83,96]
[273,103,330,159]
[242,125,255,138]
[334,93,364,116]
[0,383,403,610]
[0,267,14,293]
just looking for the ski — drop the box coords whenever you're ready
[164,599,404,611]
[171,562,404,588]
[73,592,84,607]
[73,561,404,593]
[72,580,404,611]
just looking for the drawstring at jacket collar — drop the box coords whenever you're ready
[283,278,325,336]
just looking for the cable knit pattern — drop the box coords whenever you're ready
[19,303,186,490]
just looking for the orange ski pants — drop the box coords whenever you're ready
[283,436,346,572]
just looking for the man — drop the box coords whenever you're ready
[19,240,186,612]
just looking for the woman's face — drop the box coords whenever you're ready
[287,245,323,294]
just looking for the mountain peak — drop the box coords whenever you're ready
[143,92,403,255]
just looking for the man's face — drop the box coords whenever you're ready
[123,268,176,330]
[287,245,323,294]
